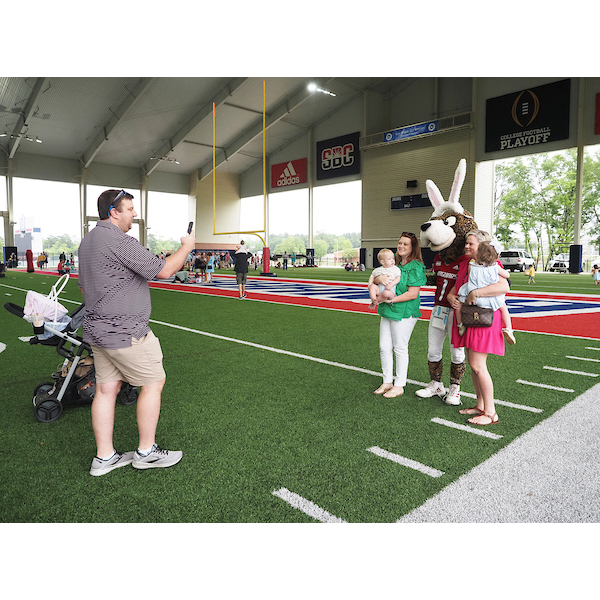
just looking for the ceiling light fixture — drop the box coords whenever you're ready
[307,83,336,97]
[0,132,42,143]
[150,155,180,164]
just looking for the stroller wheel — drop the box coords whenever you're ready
[34,398,63,422]
[33,382,55,406]
[119,383,139,405]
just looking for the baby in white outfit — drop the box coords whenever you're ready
[368,248,401,310]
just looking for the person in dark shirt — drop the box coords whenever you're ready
[234,241,251,299]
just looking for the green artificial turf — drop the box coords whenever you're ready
[1,270,598,522]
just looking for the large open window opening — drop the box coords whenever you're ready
[494,143,600,272]
[240,180,361,267]
[12,178,79,267]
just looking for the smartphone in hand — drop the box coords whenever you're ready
[187,222,194,234]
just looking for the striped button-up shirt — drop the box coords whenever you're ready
[78,221,165,349]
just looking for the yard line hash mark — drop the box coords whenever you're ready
[431,417,503,440]
[517,379,574,393]
[543,366,598,377]
[566,355,600,363]
[272,488,347,523]
[458,389,543,413]
[367,446,444,478]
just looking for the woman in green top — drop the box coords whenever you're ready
[373,232,427,398]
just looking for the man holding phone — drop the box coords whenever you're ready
[78,189,196,476]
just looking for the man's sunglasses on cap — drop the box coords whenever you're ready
[109,189,134,215]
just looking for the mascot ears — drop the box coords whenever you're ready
[426,158,466,218]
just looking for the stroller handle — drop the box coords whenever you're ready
[4,302,25,318]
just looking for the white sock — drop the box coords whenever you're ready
[137,445,154,456]
[100,450,116,461]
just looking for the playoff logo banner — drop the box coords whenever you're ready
[316,132,361,180]
[485,79,571,153]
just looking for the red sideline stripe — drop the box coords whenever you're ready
[149,279,377,313]
[18,270,600,339]
[511,313,600,340]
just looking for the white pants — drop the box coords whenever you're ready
[427,307,465,364]
[379,316,418,386]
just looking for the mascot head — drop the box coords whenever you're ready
[419,158,477,264]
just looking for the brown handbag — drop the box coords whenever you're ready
[461,304,494,327]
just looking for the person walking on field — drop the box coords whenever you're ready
[78,189,196,476]
[234,240,252,299]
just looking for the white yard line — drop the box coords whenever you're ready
[566,355,600,362]
[543,366,599,377]
[272,488,347,523]
[431,417,503,440]
[151,319,383,377]
[517,379,574,393]
[448,389,543,413]
[153,320,546,414]
[367,446,444,478]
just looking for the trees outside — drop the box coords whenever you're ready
[244,231,360,262]
[42,233,80,258]
[147,232,180,256]
[494,148,600,268]
[39,232,182,259]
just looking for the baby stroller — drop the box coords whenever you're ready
[4,280,138,423]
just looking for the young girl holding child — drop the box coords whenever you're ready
[455,241,516,345]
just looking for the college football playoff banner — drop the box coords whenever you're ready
[485,79,571,153]
[271,158,307,189]
[316,132,361,180]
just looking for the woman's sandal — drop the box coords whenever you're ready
[467,412,499,426]
[383,386,404,398]
[374,384,393,395]
[458,406,484,415]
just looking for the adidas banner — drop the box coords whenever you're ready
[316,132,361,181]
[271,158,307,189]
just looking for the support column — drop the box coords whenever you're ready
[572,77,585,273]
[308,127,314,250]
[79,167,88,240]
[5,159,15,247]
[140,175,149,247]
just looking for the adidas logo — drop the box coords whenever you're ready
[276,161,300,187]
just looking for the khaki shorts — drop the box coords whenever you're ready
[92,330,166,386]
[236,272,247,285]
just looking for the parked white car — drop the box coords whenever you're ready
[499,250,535,272]
[548,256,569,272]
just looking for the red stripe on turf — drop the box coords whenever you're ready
[18,270,600,339]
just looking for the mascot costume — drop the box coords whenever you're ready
[416,159,476,405]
